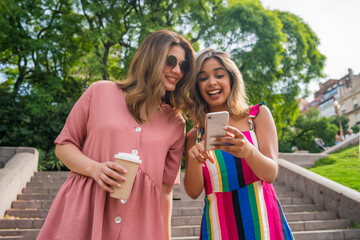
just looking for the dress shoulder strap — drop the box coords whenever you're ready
[248,101,265,130]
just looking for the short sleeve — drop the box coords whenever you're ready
[54,84,94,149]
[162,120,186,185]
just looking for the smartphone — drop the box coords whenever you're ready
[205,111,229,151]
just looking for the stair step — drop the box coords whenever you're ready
[11,200,52,209]
[171,237,198,240]
[173,200,204,208]
[26,182,64,188]
[172,207,203,217]
[285,211,337,221]
[33,171,69,177]
[22,187,61,194]
[17,194,56,201]
[30,175,68,182]
[171,216,202,226]
[5,209,48,218]
[0,219,44,229]
[279,197,313,205]
[172,225,200,237]
[0,237,23,240]
[277,191,303,198]
[289,219,352,231]
[293,229,360,240]
[1,171,358,240]
[0,229,39,240]
[282,204,323,212]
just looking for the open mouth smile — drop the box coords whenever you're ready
[207,89,222,96]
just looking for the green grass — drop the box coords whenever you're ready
[308,144,360,192]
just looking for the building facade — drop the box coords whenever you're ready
[302,69,360,127]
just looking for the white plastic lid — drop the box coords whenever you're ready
[114,153,142,164]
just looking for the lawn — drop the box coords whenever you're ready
[308,144,360,192]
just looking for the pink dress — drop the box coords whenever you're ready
[37,81,185,240]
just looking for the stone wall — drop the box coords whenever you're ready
[0,147,38,217]
[277,158,360,224]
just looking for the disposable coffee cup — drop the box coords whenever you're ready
[110,152,142,200]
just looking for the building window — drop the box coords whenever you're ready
[354,98,359,109]
[341,105,346,113]
[356,113,360,125]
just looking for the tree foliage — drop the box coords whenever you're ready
[0,0,325,169]
[279,108,340,153]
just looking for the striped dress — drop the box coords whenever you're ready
[198,103,294,240]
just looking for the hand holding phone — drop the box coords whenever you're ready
[205,111,229,151]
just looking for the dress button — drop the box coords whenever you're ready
[121,199,127,204]
[132,149,138,155]
[135,127,141,132]
[115,216,122,224]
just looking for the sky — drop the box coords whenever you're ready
[260,0,360,101]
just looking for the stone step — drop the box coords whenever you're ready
[11,200,52,209]
[26,181,64,188]
[289,219,352,231]
[173,200,204,208]
[172,204,324,216]
[17,193,56,201]
[0,237,23,240]
[172,207,203,217]
[276,191,303,198]
[0,219,44,229]
[172,225,200,238]
[293,229,360,240]
[22,187,61,194]
[285,211,337,221]
[171,237,198,240]
[171,226,360,239]
[282,203,324,212]
[0,229,39,240]
[171,216,202,226]
[278,196,313,205]
[5,209,48,218]
[33,171,69,177]
[30,175,68,182]
[1,171,358,240]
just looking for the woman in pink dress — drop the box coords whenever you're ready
[37,30,195,240]
[184,49,293,239]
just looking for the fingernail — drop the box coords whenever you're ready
[210,145,215,150]
[117,184,121,187]
[211,137,216,142]
[223,125,228,129]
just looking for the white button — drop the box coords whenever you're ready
[132,149,138,155]
[135,127,141,132]
[121,199,127,204]
[115,216,122,223]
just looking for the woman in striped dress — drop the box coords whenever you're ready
[184,48,294,240]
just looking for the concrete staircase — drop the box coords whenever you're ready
[0,171,359,240]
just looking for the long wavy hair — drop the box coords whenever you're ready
[189,48,249,128]
[117,30,195,123]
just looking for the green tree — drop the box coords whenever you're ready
[279,108,338,153]
[1,0,325,169]
[186,0,325,137]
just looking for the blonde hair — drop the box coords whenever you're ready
[117,30,195,123]
[189,48,249,128]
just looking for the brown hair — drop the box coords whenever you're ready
[117,30,195,123]
[189,48,249,128]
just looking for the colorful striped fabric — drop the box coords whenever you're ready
[199,103,294,240]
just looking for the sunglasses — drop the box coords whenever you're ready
[165,55,190,74]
